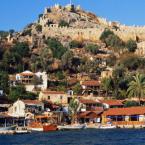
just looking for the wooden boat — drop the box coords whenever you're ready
[99,124,116,129]
[15,127,31,134]
[43,123,58,132]
[58,124,87,130]
[29,122,58,132]
[29,121,43,131]
[29,115,58,132]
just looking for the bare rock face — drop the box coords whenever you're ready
[7,4,145,57]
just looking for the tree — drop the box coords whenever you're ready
[12,42,29,58]
[112,66,126,98]
[45,38,67,59]
[127,73,145,105]
[85,44,100,55]
[0,72,9,94]
[100,28,125,52]
[105,34,125,49]
[69,40,83,49]
[126,39,137,52]
[121,55,141,71]
[59,20,69,27]
[55,71,65,80]
[8,85,26,101]
[8,85,37,101]
[36,24,42,32]
[73,83,82,95]
[61,51,73,69]
[101,77,113,98]
[124,101,139,107]
[106,55,117,67]
[100,28,114,42]
[39,47,53,71]
[68,98,81,124]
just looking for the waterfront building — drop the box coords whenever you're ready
[102,106,145,126]
[8,99,44,117]
[78,111,102,123]
[101,100,124,109]
[79,98,103,111]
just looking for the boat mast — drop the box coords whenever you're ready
[4,119,6,127]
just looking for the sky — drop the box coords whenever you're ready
[0,0,145,31]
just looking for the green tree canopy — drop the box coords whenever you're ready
[68,98,81,124]
[12,42,30,58]
[101,77,113,98]
[69,40,83,49]
[100,28,114,42]
[126,39,137,52]
[127,73,145,105]
[100,28,125,50]
[45,38,67,59]
[85,44,100,55]
[59,20,69,27]
[8,85,37,101]
[0,72,9,94]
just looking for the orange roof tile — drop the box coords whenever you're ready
[103,106,145,116]
[78,111,102,119]
[22,100,43,105]
[101,100,123,106]
[82,80,100,87]
[79,99,100,104]
[42,91,65,95]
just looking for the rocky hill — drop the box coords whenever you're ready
[0,4,144,77]
[5,4,145,58]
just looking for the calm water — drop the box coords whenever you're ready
[0,129,145,145]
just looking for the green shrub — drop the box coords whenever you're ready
[59,20,69,27]
[85,44,100,54]
[69,40,83,49]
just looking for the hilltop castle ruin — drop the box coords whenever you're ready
[7,4,145,56]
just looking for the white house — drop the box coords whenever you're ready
[15,71,48,92]
[8,99,44,117]
[8,100,25,117]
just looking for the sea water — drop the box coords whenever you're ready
[0,129,145,145]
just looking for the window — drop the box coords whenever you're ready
[48,96,50,100]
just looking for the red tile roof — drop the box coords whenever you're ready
[79,99,99,104]
[78,111,102,119]
[22,100,43,105]
[101,100,123,106]
[42,91,65,95]
[82,80,100,87]
[103,106,145,116]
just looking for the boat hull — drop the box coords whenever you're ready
[58,124,87,130]
[0,125,17,131]
[30,128,43,132]
[99,125,116,129]
[43,124,58,132]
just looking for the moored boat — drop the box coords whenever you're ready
[0,125,17,131]
[43,123,58,132]
[58,124,87,130]
[99,124,116,129]
[15,127,31,134]
[29,121,58,132]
